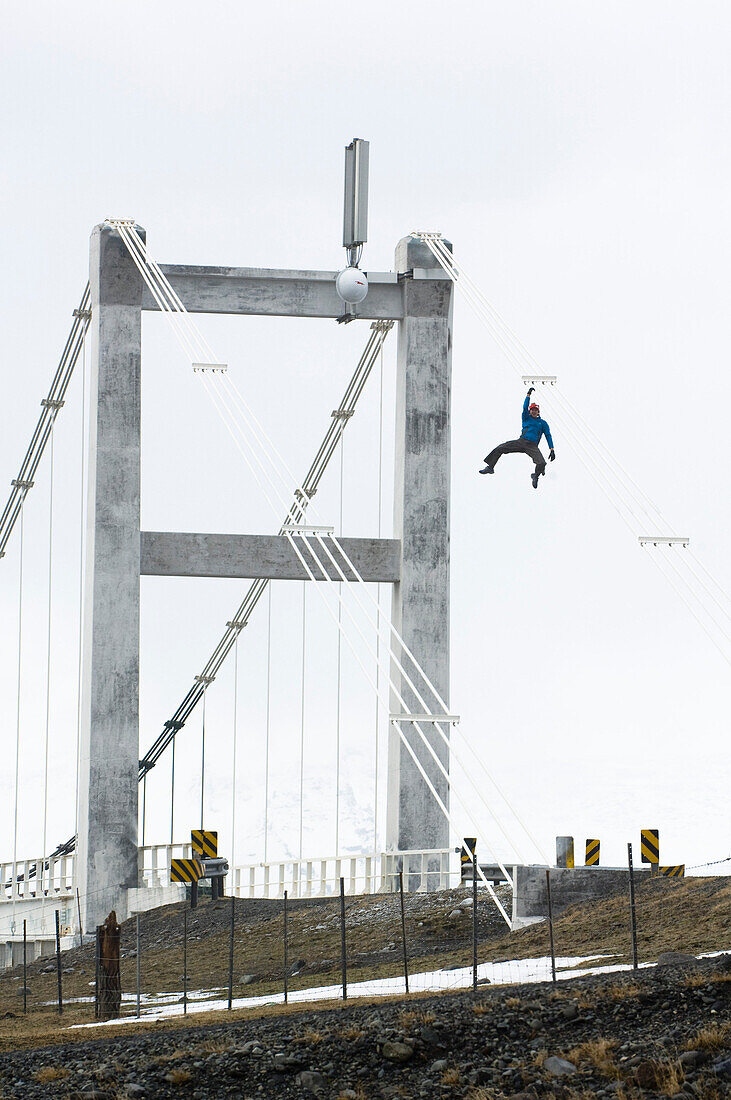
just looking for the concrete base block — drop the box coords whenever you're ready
[127,885,186,914]
[512,864,640,926]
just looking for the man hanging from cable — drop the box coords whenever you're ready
[480,387,555,488]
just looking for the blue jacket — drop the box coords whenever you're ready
[520,393,554,448]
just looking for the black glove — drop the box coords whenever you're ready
[527,386,535,396]
[549,449,556,461]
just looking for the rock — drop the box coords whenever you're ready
[287,958,307,976]
[382,1041,414,1063]
[296,1069,326,1094]
[14,987,30,997]
[560,1002,579,1019]
[273,1053,304,1072]
[124,1087,146,1098]
[656,951,699,969]
[430,1059,448,1072]
[240,974,256,985]
[242,1040,263,1054]
[543,1056,576,1077]
[679,1051,706,1068]
[339,1092,357,1099]
[713,1056,731,1078]
[447,909,463,919]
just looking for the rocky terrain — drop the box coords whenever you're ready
[0,951,728,1099]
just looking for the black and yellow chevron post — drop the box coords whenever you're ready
[191,830,218,858]
[659,865,685,878]
[461,838,477,880]
[170,858,203,883]
[640,829,660,866]
[585,839,600,866]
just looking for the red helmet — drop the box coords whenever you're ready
[529,402,540,414]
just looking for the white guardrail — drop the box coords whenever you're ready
[1,846,457,906]
[0,852,74,901]
[139,846,456,899]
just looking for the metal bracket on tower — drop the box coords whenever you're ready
[390,713,461,725]
[331,409,355,420]
[41,398,65,410]
[194,674,215,685]
[11,478,34,490]
[73,308,92,320]
[522,375,557,385]
[192,363,227,373]
[639,536,690,547]
[226,620,247,631]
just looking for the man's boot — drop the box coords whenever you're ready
[531,470,540,488]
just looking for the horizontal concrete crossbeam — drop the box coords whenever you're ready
[141,265,405,319]
[140,532,401,582]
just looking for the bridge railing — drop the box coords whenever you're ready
[230,849,455,900]
[137,845,456,898]
[0,852,75,901]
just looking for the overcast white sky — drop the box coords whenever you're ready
[0,1,728,879]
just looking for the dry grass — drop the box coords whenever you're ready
[441,1066,461,1085]
[399,1007,435,1026]
[565,1037,620,1078]
[297,1025,327,1044]
[684,970,731,987]
[504,995,521,1008]
[532,1049,548,1068]
[341,1025,365,1040]
[166,1067,192,1085]
[33,1066,70,1083]
[683,1020,731,1052]
[472,1001,492,1015]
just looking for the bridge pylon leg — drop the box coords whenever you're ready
[77,223,144,932]
[387,235,453,885]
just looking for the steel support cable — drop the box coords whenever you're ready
[292,530,521,882]
[231,635,239,870]
[41,430,55,900]
[686,549,731,609]
[264,584,272,863]
[74,332,87,842]
[421,233,731,651]
[374,338,384,855]
[283,530,512,923]
[310,532,525,874]
[299,581,307,861]
[0,284,91,559]
[11,509,24,930]
[335,436,344,853]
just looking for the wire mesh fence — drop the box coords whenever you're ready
[0,859,726,1029]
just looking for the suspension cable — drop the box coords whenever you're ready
[231,635,239,871]
[12,508,25,933]
[335,435,344,853]
[264,584,272,863]
[299,581,307,862]
[42,430,55,902]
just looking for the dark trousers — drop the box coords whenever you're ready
[485,437,546,474]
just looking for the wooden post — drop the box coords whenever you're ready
[283,890,288,1004]
[98,910,121,1020]
[628,842,639,971]
[136,914,141,1018]
[472,849,478,992]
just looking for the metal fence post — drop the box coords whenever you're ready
[283,890,288,1005]
[228,894,235,1010]
[628,842,639,970]
[398,870,409,994]
[136,914,141,1018]
[545,870,556,985]
[472,849,478,992]
[22,919,27,1015]
[54,910,63,1014]
[339,877,347,1001]
[94,925,101,1019]
[76,888,83,947]
[183,909,188,1016]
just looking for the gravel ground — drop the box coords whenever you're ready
[0,952,728,1099]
